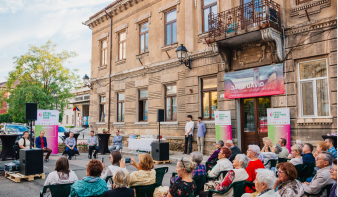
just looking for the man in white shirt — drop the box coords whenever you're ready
[184,115,194,154]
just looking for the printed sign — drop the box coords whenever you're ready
[267,108,291,151]
[35,110,59,154]
[224,63,285,99]
[215,111,232,142]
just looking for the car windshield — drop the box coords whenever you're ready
[6,125,28,133]
[58,126,67,133]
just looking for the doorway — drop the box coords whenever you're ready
[241,97,270,152]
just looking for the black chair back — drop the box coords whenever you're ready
[300,163,315,182]
[192,174,206,197]
[40,183,73,197]
[278,158,287,163]
[130,183,157,197]
[155,167,168,187]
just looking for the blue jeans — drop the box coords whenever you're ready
[109,145,121,152]
[66,147,78,157]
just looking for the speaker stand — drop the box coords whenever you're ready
[30,120,34,149]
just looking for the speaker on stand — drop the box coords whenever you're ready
[26,103,37,148]
[152,109,169,161]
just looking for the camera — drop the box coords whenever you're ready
[125,158,131,163]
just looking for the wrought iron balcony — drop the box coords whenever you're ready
[207,0,281,44]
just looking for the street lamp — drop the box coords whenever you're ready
[51,90,57,110]
[82,74,92,89]
[176,44,192,69]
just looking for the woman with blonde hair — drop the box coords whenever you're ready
[313,141,329,157]
[289,144,303,165]
[129,153,156,186]
[102,169,134,197]
[261,137,273,152]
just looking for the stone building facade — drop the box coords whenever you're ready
[85,0,337,154]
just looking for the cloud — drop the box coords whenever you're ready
[0,0,24,14]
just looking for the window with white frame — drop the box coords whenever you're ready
[299,58,330,117]
[117,93,125,122]
[119,31,126,60]
[99,96,106,122]
[165,84,177,121]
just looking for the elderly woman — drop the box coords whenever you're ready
[168,157,197,197]
[207,140,224,162]
[261,144,282,169]
[288,144,303,165]
[245,145,265,193]
[329,159,337,197]
[190,151,206,176]
[242,169,278,197]
[261,137,273,152]
[208,146,233,177]
[69,160,107,197]
[273,162,304,197]
[102,169,134,197]
[44,157,78,185]
[313,141,329,158]
[216,154,250,196]
[129,153,156,186]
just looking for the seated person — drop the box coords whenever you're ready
[216,154,250,196]
[245,145,265,193]
[242,169,278,197]
[65,132,78,160]
[69,160,108,197]
[296,140,304,147]
[109,130,123,152]
[313,141,329,158]
[44,157,78,185]
[288,144,303,166]
[225,140,241,162]
[190,152,206,177]
[168,158,197,197]
[261,144,282,169]
[208,146,233,177]
[129,153,156,186]
[207,140,224,163]
[302,143,315,165]
[302,152,335,196]
[35,131,52,162]
[100,151,127,189]
[274,162,304,197]
[329,159,337,197]
[102,169,134,197]
[278,138,290,159]
[18,131,31,149]
[325,138,337,159]
[261,137,273,152]
[87,131,99,159]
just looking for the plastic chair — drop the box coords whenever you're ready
[294,164,303,179]
[278,158,287,163]
[299,163,315,182]
[264,159,277,169]
[208,180,246,197]
[40,183,73,197]
[105,175,113,185]
[303,183,333,197]
[192,174,206,197]
[155,167,168,187]
[62,149,80,160]
[206,158,218,172]
[207,171,228,182]
[130,183,157,197]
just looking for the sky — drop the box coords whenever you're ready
[0,0,114,83]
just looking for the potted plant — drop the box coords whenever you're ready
[58,143,66,153]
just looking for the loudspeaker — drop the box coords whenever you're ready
[19,148,43,175]
[26,103,37,120]
[151,142,169,161]
[157,109,164,122]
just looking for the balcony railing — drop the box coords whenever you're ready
[207,0,281,43]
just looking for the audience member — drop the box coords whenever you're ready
[184,115,194,155]
[196,117,206,154]
[273,162,304,197]
[296,140,304,147]
[325,138,337,159]
[102,169,134,197]
[100,151,127,189]
[87,131,99,159]
[168,157,196,197]
[69,160,107,197]
[261,144,282,169]
[207,140,224,162]
[329,159,337,197]
[289,144,303,166]
[44,157,78,185]
[216,154,250,196]
[109,130,123,152]
[35,131,52,162]
[277,138,290,159]
[18,131,31,149]
[302,143,315,165]
[245,145,265,193]
[129,153,156,186]
[65,132,78,160]
[208,146,233,177]
[302,152,335,196]
[313,141,329,158]
[190,152,206,177]
[225,140,241,162]
[261,137,273,152]
[242,169,278,197]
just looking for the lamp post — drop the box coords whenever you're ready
[51,90,57,110]
[176,44,192,69]
[82,74,92,89]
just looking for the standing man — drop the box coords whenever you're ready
[65,132,78,160]
[196,117,206,154]
[109,130,123,152]
[325,138,337,159]
[87,131,99,159]
[35,131,52,162]
[225,140,241,162]
[277,138,289,159]
[184,115,194,155]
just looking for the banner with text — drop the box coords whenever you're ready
[267,108,291,151]
[35,110,59,154]
[224,63,285,99]
[215,111,232,142]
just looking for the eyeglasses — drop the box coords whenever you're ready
[277,170,285,174]
[330,168,337,172]
[180,157,186,169]
[315,157,325,161]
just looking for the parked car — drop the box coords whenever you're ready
[4,124,29,142]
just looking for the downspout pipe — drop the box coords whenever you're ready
[105,9,113,132]
[282,26,287,108]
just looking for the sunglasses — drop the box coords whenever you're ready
[180,157,186,170]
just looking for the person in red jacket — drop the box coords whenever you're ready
[245,144,265,193]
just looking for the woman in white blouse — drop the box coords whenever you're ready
[289,144,303,166]
[44,157,78,185]
[208,146,233,177]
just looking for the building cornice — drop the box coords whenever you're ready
[285,17,337,36]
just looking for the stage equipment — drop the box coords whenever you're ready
[19,149,43,175]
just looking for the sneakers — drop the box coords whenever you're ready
[93,154,97,159]
[44,159,49,162]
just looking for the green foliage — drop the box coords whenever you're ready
[0,41,80,123]
[65,126,75,128]
[0,113,13,123]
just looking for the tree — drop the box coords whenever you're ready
[0,41,79,123]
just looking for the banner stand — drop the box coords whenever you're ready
[267,108,291,151]
[215,111,232,142]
